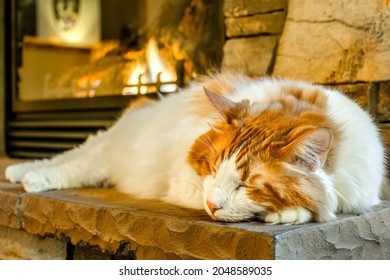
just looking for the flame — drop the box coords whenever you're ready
[122,63,147,95]
[146,39,177,92]
[122,39,177,95]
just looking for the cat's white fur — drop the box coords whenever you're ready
[5,77,386,224]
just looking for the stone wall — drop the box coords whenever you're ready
[273,0,390,83]
[222,0,390,153]
[222,0,287,76]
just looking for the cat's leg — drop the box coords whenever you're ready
[5,133,104,184]
[18,130,110,192]
[263,207,313,224]
[5,159,52,183]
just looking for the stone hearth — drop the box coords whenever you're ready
[0,158,389,260]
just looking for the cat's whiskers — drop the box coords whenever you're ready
[199,141,217,158]
[199,135,218,157]
[192,179,204,192]
[191,156,217,174]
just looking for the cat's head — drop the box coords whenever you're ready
[188,86,337,223]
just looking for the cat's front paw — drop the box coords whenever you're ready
[23,168,63,192]
[5,164,28,183]
[264,207,313,224]
[5,159,50,183]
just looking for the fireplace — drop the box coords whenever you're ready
[3,0,224,158]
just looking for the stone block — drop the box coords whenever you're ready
[273,0,390,83]
[19,188,274,260]
[223,36,277,76]
[224,0,287,17]
[378,83,390,121]
[0,159,25,229]
[275,202,390,259]
[225,12,285,38]
[17,186,390,260]
[0,225,67,260]
[0,184,22,229]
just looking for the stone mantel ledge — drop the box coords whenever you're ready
[0,158,389,260]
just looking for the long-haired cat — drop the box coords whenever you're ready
[5,73,386,224]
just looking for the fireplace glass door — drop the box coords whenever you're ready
[6,0,224,158]
[15,0,186,102]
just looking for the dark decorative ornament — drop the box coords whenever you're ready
[53,0,80,31]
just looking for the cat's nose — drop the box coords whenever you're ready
[206,199,221,214]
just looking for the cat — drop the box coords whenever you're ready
[5,72,386,224]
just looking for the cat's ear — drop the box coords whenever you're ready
[203,87,249,124]
[291,128,333,171]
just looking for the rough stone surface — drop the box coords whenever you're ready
[378,83,390,121]
[223,36,277,76]
[19,188,274,260]
[0,225,67,260]
[224,0,287,17]
[0,185,21,229]
[0,158,389,259]
[225,12,285,38]
[273,0,390,83]
[275,202,390,259]
[0,158,24,229]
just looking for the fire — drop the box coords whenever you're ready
[123,63,148,95]
[122,39,178,95]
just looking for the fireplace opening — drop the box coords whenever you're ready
[6,0,224,158]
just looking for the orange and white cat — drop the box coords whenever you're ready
[5,73,386,224]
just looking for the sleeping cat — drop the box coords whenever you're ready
[5,73,386,224]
